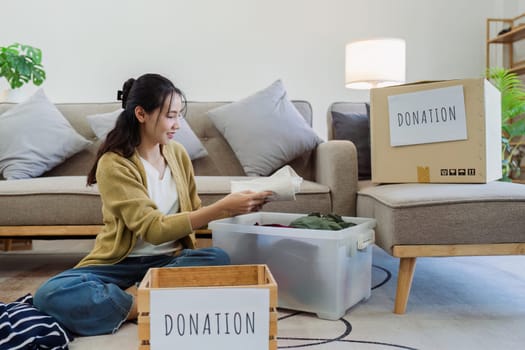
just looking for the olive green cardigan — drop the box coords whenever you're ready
[76,142,200,267]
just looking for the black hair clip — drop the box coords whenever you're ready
[117,90,123,101]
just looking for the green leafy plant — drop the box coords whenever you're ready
[486,67,525,181]
[0,43,46,89]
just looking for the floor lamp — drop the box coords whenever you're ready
[345,38,406,89]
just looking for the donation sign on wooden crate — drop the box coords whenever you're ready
[137,264,278,350]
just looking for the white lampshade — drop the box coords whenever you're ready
[345,38,406,89]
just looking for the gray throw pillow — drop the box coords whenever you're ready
[86,109,208,160]
[0,89,91,180]
[207,80,322,176]
[85,108,122,140]
[332,107,371,180]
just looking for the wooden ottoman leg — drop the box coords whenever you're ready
[394,257,417,314]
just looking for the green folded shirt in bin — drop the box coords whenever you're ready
[290,213,356,230]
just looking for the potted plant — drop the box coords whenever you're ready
[486,67,525,181]
[0,43,46,90]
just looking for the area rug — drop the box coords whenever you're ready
[1,241,524,350]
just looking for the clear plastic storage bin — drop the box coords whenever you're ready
[209,212,376,320]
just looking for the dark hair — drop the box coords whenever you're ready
[87,73,186,185]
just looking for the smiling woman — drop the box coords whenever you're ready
[32,73,272,336]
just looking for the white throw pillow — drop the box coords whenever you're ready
[86,108,122,140]
[86,109,208,160]
[0,89,92,180]
[207,80,322,176]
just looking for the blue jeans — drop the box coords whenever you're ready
[33,247,230,336]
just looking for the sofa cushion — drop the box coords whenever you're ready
[0,175,332,226]
[86,108,208,160]
[85,108,122,139]
[356,182,525,253]
[207,80,322,176]
[0,176,102,226]
[0,89,91,179]
[328,102,371,180]
[186,100,316,180]
[331,109,371,180]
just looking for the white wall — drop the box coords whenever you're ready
[0,0,510,138]
[504,0,524,16]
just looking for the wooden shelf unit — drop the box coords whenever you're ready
[487,13,525,76]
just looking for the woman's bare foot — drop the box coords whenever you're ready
[125,284,138,321]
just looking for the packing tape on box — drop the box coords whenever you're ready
[417,166,430,183]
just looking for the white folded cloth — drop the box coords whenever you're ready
[230,165,303,201]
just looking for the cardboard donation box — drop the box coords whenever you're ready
[137,264,278,350]
[370,78,502,183]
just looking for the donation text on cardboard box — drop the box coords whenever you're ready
[387,85,468,147]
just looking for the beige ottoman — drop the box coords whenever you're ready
[357,181,525,313]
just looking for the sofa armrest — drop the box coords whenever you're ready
[315,140,358,216]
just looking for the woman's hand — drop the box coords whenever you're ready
[217,190,273,216]
[189,191,272,230]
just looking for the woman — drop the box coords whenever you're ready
[34,73,271,336]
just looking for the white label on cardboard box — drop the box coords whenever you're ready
[150,288,269,350]
[387,85,467,146]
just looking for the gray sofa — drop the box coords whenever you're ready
[328,102,525,314]
[0,100,356,244]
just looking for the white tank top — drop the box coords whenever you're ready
[129,156,182,257]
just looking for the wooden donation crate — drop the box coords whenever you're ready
[138,264,278,350]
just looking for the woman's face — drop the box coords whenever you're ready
[140,93,183,146]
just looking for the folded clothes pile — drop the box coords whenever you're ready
[0,294,73,349]
[256,212,356,231]
[289,212,356,230]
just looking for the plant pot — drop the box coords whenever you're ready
[0,86,37,102]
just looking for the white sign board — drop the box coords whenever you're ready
[387,85,468,147]
[150,288,269,350]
